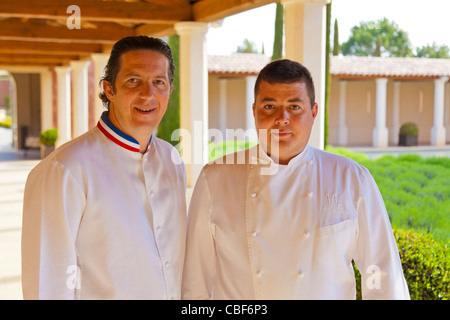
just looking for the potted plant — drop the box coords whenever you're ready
[398,122,419,146]
[39,128,58,158]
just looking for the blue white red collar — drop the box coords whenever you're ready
[97,112,152,153]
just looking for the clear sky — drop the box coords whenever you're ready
[206,0,450,56]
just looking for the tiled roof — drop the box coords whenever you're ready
[330,56,450,79]
[208,53,270,76]
[207,54,450,79]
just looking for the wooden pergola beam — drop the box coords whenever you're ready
[0,40,102,55]
[193,0,275,22]
[0,18,137,43]
[0,0,193,24]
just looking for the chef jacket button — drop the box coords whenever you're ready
[307,160,313,165]
[297,271,304,278]
[252,231,258,237]
[149,191,155,197]
[257,271,263,278]
[156,225,162,232]
[304,231,310,238]
[251,192,257,198]
[165,261,170,268]
[307,192,313,198]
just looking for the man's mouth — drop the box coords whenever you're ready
[135,107,156,113]
[272,131,292,137]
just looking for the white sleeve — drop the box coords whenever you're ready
[182,168,216,300]
[21,161,85,300]
[353,169,410,300]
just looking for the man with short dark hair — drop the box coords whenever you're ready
[182,59,410,300]
[22,36,187,299]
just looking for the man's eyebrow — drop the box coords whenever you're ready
[260,97,277,102]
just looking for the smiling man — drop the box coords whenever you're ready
[22,36,187,299]
[182,59,410,300]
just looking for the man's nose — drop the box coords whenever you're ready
[275,109,290,126]
[140,81,154,98]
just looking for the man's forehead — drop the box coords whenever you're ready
[118,50,169,74]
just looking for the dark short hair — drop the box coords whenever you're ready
[99,36,175,109]
[254,59,315,108]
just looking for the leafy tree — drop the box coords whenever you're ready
[415,42,450,58]
[272,3,284,60]
[341,18,413,57]
[236,39,259,53]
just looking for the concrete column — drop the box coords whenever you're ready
[372,78,389,148]
[390,81,401,145]
[70,60,90,138]
[40,69,53,131]
[245,75,258,142]
[175,21,209,187]
[54,66,72,147]
[282,0,329,150]
[218,78,227,135]
[91,53,109,121]
[431,76,448,146]
[337,80,348,145]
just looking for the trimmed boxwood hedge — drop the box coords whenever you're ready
[354,228,450,300]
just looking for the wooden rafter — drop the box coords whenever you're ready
[0,0,276,67]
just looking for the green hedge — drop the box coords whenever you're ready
[354,229,450,300]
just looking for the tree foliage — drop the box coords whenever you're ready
[415,42,450,58]
[341,18,413,57]
[271,3,284,61]
[236,39,259,53]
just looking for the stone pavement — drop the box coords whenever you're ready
[0,159,39,300]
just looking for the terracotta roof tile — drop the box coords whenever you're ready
[208,53,270,76]
[207,54,450,79]
[330,56,450,79]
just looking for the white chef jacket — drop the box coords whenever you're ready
[22,112,187,300]
[182,144,410,300]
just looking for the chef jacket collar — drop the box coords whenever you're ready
[252,143,312,167]
[97,112,152,153]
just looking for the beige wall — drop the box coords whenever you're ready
[329,77,449,147]
[208,76,248,137]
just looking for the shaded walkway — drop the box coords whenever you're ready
[0,159,39,299]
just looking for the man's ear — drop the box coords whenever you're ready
[102,80,115,101]
[252,103,256,117]
[312,103,318,120]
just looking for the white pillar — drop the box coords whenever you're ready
[245,75,258,142]
[282,0,329,150]
[218,78,227,135]
[431,76,448,146]
[373,78,389,148]
[40,69,53,131]
[54,66,72,147]
[390,81,401,145]
[175,21,209,187]
[91,53,109,120]
[70,60,90,138]
[337,80,348,145]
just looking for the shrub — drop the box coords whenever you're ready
[39,128,58,146]
[399,122,419,136]
[354,229,450,300]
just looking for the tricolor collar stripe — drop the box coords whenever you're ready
[97,113,140,152]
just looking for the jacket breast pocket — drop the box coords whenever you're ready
[319,219,356,236]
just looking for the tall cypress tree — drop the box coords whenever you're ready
[333,18,340,56]
[156,35,180,147]
[272,3,284,60]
